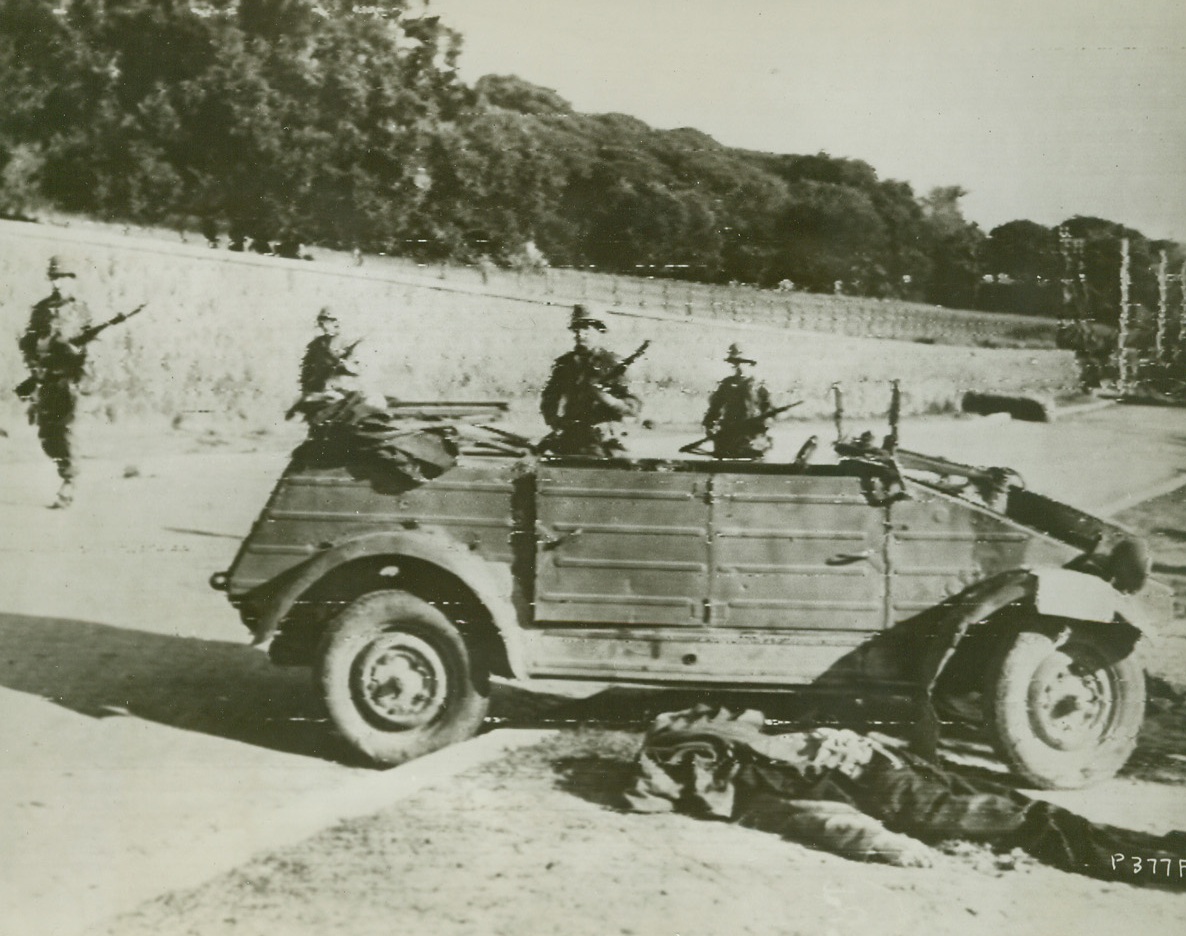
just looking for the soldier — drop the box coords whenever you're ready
[627,704,1186,889]
[300,308,359,394]
[701,343,774,459]
[18,257,94,508]
[539,305,642,457]
[287,308,362,420]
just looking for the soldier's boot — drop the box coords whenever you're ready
[51,479,74,510]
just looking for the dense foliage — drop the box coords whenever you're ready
[0,0,1180,314]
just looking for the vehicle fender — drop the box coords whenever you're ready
[926,567,1160,691]
[250,530,527,676]
[1030,566,1163,639]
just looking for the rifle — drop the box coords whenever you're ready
[14,304,147,400]
[72,304,147,346]
[285,338,367,419]
[894,448,1023,505]
[594,340,650,391]
[679,400,803,455]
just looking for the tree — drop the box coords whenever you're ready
[981,220,1059,315]
[921,186,984,309]
[767,181,888,292]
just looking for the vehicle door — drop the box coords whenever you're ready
[526,463,711,678]
[532,464,710,625]
[705,468,890,683]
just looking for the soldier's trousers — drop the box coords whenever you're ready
[35,382,78,482]
[739,749,1186,889]
[538,423,624,458]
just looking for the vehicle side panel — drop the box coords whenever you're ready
[526,465,894,684]
[226,462,518,606]
[522,627,875,685]
[711,473,888,631]
[888,484,1079,621]
[533,466,709,625]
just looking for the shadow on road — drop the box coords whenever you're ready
[0,612,356,763]
[5,613,1183,785]
[553,754,636,812]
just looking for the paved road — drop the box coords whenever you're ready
[1,404,1184,935]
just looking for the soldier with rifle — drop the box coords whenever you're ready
[287,307,363,421]
[688,343,797,459]
[16,256,145,508]
[538,305,645,457]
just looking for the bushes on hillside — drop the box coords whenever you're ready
[0,0,1179,313]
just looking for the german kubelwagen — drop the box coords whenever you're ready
[212,396,1170,789]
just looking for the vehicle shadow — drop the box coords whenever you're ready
[0,612,359,763]
[487,682,908,735]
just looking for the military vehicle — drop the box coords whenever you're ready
[212,398,1169,789]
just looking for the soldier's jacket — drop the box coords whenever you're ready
[21,294,91,373]
[34,332,89,384]
[299,334,355,395]
[624,705,925,865]
[703,374,773,456]
[540,346,638,429]
[703,374,772,432]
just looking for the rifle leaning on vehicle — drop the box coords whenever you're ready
[679,399,803,455]
[14,304,147,400]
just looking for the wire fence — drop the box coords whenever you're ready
[371,258,1058,349]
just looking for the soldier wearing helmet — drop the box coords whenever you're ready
[702,343,774,459]
[287,307,365,421]
[299,308,360,394]
[539,305,642,457]
[18,256,94,508]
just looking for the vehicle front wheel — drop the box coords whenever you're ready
[984,624,1145,789]
[315,590,490,766]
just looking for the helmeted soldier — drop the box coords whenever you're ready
[702,343,774,459]
[288,307,363,417]
[19,257,94,508]
[627,704,1186,889]
[539,305,642,457]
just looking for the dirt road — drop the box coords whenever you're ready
[1,405,1184,935]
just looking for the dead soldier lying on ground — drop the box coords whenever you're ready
[625,705,1186,890]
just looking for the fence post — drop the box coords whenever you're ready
[1180,260,1186,359]
[1118,238,1132,389]
[1156,250,1168,362]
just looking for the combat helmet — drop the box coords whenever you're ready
[316,306,338,326]
[569,304,607,333]
[47,256,76,280]
[725,343,755,365]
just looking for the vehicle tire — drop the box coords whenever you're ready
[315,590,490,766]
[984,624,1145,789]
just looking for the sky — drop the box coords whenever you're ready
[428,0,1186,242]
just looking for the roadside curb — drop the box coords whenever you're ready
[1053,399,1118,419]
[80,729,557,936]
[1095,473,1186,517]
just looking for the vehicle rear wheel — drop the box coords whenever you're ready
[984,624,1145,789]
[315,590,489,766]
